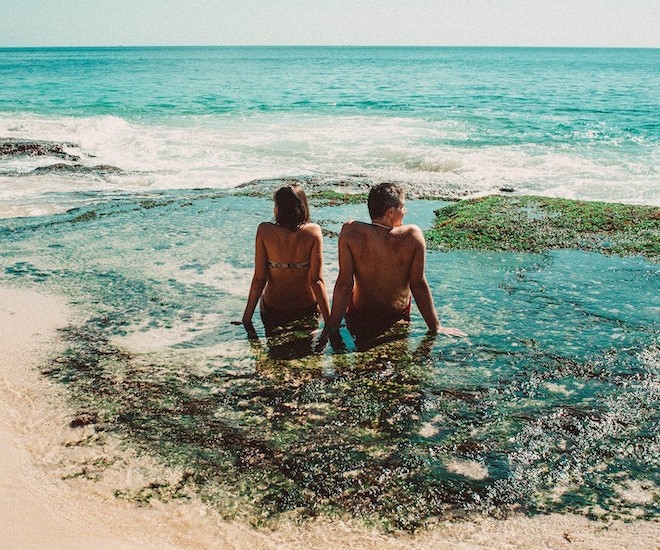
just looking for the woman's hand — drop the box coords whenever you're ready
[232,319,258,339]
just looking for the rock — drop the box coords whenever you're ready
[30,163,122,175]
[0,137,80,161]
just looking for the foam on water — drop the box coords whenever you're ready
[2,110,658,218]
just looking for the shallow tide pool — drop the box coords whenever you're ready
[1,191,657,530]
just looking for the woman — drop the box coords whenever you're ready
[242,184,330,335]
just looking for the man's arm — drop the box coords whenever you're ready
[409,227,466,337]
[321,223,355,336]
[408,228,441,332]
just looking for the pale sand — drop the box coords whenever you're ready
[1,286,658,550]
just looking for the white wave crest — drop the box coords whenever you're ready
[1,111,658,218]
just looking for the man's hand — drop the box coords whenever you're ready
[436,325,467,337]
[316,325,347,352]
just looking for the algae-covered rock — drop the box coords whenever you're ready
[0,137,80,161]
[427,195,660,261]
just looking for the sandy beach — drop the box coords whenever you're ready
[0,285,657,549]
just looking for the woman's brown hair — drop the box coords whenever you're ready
[274,184,310,230]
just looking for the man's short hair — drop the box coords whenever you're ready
[368,182,405,219]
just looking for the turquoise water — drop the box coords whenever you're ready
[1,47,659,215]
[1,47,658,528]
[0,192,657,527]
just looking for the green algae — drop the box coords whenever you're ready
[427,196,660,262]
[308,189,368,207]
[68,210,99,223]
[43,316,659,532]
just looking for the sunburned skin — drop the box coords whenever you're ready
[340,221,421,318]
[322,189,466,341]
[242,220,330,324]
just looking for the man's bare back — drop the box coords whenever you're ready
[339,220,423,317]
[322,182,466,342]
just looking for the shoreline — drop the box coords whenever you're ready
[0,285,658,549]
[0,287,174,549]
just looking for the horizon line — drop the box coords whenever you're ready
[1,44,659,50]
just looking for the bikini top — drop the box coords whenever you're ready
[267,260,310,269]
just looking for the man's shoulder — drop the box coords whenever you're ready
[338,220,364,236]
[395,225,425,251]
[398,223,422,235]
[388,223,423,241]
[339,221,423,237]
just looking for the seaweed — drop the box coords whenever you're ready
[44,317,660,532]
[427,196,660,262]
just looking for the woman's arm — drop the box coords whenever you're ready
[308,226,331,322]
[242,225,268,324]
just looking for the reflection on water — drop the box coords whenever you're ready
[1,190,658,530]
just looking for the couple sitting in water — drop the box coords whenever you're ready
[241,182,466,345]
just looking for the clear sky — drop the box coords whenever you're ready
[1,0,658,48]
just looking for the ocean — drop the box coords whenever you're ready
[0,47,658,534]
[1,46,659,216]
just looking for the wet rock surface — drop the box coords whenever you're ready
[0,137,81,161]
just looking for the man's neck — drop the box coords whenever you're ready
[371,219,393,230]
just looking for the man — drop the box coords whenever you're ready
[322,182,466,344]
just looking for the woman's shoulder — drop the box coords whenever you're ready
[257,221,321,239]
[300,222,322,236]
[256,221,277,233]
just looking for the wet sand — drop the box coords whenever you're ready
[1,286,657,549]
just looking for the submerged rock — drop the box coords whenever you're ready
[236,174,474,201]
